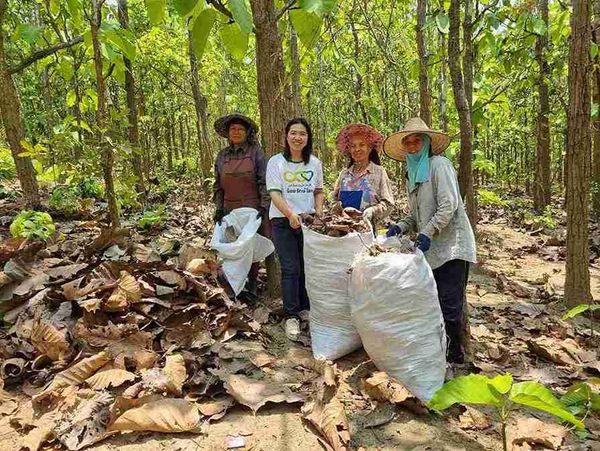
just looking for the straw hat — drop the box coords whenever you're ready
[383,117,450,161]
[335,123,384,155]
[214,113,258,138]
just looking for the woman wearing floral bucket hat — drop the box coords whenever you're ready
[333,124,394,229]
[384,117,476,366]
[213,113,270,300]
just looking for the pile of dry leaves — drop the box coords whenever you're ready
[0,210,363,451]
[302,214,370,237]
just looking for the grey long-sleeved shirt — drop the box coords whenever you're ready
[398,155,477,270]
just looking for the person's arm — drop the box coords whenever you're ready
[254,145,270,211]
[421,158,460,239]
[212,152,224,221]
[314,159,325,217]
[364,167,394,221]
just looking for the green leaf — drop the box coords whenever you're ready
[290,10,322,47]
[103,28,137,60]
[220,23,249,60]
[509,381,585,429]
[563,303,600,320]
[487,373,513,395]
[13,24,44,44]
[436,12,449,34]
[191,8,217,59]
[530,17,547,36]
[173,0,198,17]
[58,59,74,81]
[591,43,599,61]
[298,0,337,13]
[66,0,82,24]
[145,0,166,25]
[428,374,505,410]
[66,91,77,108]
[229,0,253,34]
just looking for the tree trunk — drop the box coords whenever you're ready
[349,17,368,123]
[250,0,290,297]
[592,0,600,217]
[417,0,432,126]
[288,12,302,116]
[565,0,592,306]
[438,32,449,132]
[187,30,211,174]
[250,0,290,155]
[0,0,40,207]
[91,0,119,228]
[534,0,551,212]
[118,0,146,197]
[448,0,476,226]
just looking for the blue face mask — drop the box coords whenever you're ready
[406,134,431,192]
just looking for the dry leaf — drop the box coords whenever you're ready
[1,357,27,379]
[75,322,156,371]
[362,372,412,404]
[186,258,218,276]
[108,398,200,433]
[303,395,349,451]
[30,320,70,361]
[362,402,396,428]
[56,391,115,450]
[197,395,235,420]
[458,406,492,430]
[105,271,141,311]
[225,374,304,412]
[132,244,161,263]
[527,337,579,366]
[33,352,111,406]
[163,354,186,394]
[507,417,568,450]
[77,298,102,313]
[86,364,136,390]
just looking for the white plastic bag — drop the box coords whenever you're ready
[349,245,447,401]
[302,225,373,360]
[210,208,274,295]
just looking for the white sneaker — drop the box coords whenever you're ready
[285,318,301,341]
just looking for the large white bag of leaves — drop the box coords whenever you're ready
[210,208,274,296]
[349,241,446,401]
[302,225,373,360]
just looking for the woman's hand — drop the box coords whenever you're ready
[288,213,302,229]
[362,206,376,223]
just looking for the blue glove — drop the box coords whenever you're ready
[415,233,431,252]
[386,224,402,237]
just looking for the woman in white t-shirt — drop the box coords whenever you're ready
[266,118,324,341]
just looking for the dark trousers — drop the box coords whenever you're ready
[271,217,310,317]
[433,259,469,363]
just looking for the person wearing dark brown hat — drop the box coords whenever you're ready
[213,113,270,298]
[384,117,476,366]
[333,124,394,230]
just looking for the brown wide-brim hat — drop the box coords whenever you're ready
[214,113,258,138]
[383,117,451,161]
[335,123,384,155]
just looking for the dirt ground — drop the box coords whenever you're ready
[1,221,599,451]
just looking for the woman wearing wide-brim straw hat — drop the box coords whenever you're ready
[213,113,270,300]
[384,117,476,367]
[332,123,394,229]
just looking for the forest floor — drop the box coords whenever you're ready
[0,194,599,451]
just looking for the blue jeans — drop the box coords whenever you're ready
[271,217,310,317]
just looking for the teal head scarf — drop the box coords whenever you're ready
[406,134,431,192]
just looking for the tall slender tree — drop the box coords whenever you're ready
[118,0,146,197]
[565,0,592,306]
[90,0,120,228]
[417,0,432,125]
[592,0,600,217]
[0,0,40,207]
[448,0,475,226]
[534,0,551,211]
